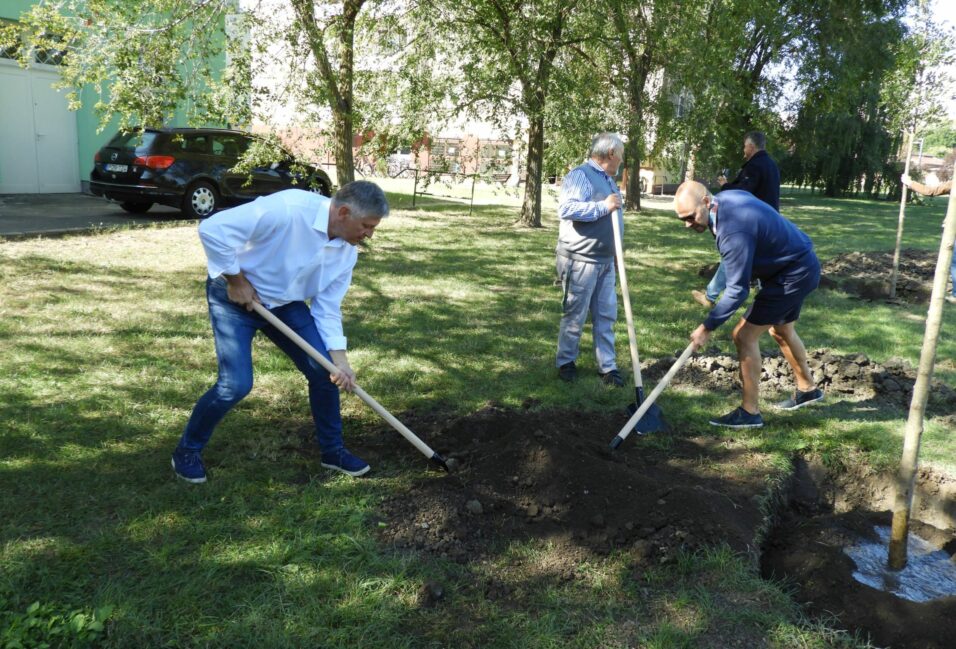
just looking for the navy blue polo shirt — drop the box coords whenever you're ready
[703,190,817,330]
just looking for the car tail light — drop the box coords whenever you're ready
[94,151,101,162]
[133,155,176,170]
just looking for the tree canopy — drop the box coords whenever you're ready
[4,0,954,210]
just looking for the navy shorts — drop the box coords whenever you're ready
[744,254,821,326]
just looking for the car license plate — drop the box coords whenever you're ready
[105,163,128,172]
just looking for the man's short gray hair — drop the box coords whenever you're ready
[333,180,390,219]
[589,133,625,160]
[744,131,766,150]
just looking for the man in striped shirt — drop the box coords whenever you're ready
[555,133,626,386]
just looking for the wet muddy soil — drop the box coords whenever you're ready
[761,459,956,649]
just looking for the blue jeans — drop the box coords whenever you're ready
[706,261,727,303]
[555,255,617,373]
[177,277,343,453]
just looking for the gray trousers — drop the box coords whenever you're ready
[555,255,617,373]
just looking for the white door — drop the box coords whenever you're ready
[0,64,80,194]
[31,72,80,192]
[0,66,40,193]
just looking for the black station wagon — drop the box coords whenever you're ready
[89,127,333,218]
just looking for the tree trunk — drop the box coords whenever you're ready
[624,53,650,211]
[684,145,696,182]
[625,131,643,211]
[888,164,956,570]
[333,106,355,186]
[889,132,915,299]
[518,114,545,227]
[333,0,360,186]
[290,0,361,188]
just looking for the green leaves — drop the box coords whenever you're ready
[0,599,113,649]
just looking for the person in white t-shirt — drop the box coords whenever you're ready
[171,181,388,483]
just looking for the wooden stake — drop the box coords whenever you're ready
[889,132,915,299]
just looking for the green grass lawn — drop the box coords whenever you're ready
[0,185,952,648]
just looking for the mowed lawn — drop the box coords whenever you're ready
[0,183,953,648]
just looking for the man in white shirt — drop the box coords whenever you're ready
[171,181,389,483]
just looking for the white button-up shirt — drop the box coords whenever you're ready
[198,189,356,350]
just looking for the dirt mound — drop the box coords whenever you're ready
[369,405,955,645]
[643,348,956,412]
[819,248,943,302]
[761,461,956,649]
[375,408,769,568]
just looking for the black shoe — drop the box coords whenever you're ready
[599,369,625,387]
[774,388,824,411]
[709,407,764,428]
[558,362,577,382]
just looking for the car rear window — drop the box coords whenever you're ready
[106,131,159,153]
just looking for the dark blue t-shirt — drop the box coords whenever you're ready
[703,190,817,330]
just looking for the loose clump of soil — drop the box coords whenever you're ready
[761,459,956,649]
[643,348,956,413]
[373,408,770,568]
[819,248,944,303]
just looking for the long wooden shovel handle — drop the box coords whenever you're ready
[250,302,447,469]
[609,204,645,389]
[609,342,696,449]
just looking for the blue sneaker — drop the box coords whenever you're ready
[774,388,825,411]
[171,448,207,484]
[321,449,370,477]
[709,407,764,429]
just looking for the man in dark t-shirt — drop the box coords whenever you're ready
[717,131,780,209]
[675,181,823,428]
[693,131,781,308]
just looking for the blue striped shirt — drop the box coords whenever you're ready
[558,160,615,222]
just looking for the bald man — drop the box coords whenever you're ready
[674,181,823,428]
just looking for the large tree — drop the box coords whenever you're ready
[783,15,903,196]
[415,0,589,227]
[603,0,687,211]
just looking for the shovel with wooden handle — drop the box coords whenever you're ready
[609,198,667,434]
[250,302,451,472]
[609,342,696,450]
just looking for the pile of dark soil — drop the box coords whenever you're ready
[761,461,956,649]
[374,408,769,568]
[643,348,956,412]
[819,248,943,302]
